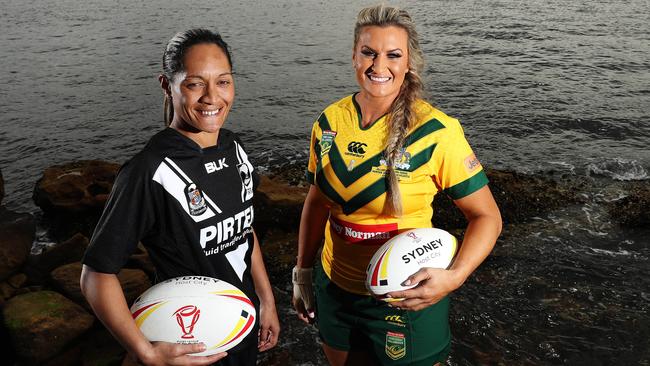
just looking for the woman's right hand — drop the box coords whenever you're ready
[140,342,227,366]
[291,266,316,323]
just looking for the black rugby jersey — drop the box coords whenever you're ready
[83,128,259,307]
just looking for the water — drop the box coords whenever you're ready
[0,0,648,364]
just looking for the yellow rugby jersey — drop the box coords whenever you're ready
[306,94,488,294]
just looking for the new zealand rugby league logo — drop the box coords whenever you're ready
[185,183,208,216]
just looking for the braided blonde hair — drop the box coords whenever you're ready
[354,4,425,217]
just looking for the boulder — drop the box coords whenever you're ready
[0,207,35,281]
[608,185,650,228]
[8,273,27,289]
[50,262,151,308]
[254,175,308,235]
[432,169,584,229]
[1,273,28,302]
[2,290,94,364]
[32,160,119,215]
[25,233,88,284]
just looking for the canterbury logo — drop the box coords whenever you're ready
[385,315,405,323]
[347,141,367,154]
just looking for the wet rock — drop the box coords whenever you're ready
[50,262,151,308]
[24,233,89,284]
[0,207,35,282]
[80,327,126,366]
[0,167,4,205]
[258,348,292,366]
[0,274,28,302]
[0,282,15,301]
[2,290,94,364]
[608,185,650,228]
[42,345,82,366]
[254,175,308,235]
[32,160,120,240]
[8,273,27,289]
[256,286,326,365]
[115,268,152,306]
[259,230,298,292]
[432,169,584,229]
[32,160,119,215]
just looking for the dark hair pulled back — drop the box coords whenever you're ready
[161,28,232,126]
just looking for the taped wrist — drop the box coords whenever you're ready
[292,266,313,285]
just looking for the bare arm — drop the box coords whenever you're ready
[250,230,280,352]
[447,185,502,286]
[387,185,502,311]
[80,265,226,365]
[292,185,330,323]
[296,185,331,268]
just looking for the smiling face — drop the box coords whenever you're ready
[353,25,409,102]
[165,43,234,147]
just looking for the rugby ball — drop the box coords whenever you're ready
[130,276,256,356]
[366,228,457,299]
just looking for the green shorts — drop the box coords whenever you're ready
[314,264,451,365]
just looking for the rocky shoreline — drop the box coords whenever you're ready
[0,161,647,365]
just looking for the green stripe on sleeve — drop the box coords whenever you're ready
[444,170,489,200]
[305,170,315,185]
[318,113,331,131]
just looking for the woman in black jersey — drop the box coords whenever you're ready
[80,29,279,366]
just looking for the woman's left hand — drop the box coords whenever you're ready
[257,302,280,352]
[385,268,462,311]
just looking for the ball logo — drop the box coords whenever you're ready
[406,232,421,242]
[174,305,201,339]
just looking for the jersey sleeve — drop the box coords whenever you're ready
[305,119,322,184]
[82,159,156,273]
[430,120,489,200]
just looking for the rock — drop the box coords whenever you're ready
[608,185,650,228]
[32,160,119,215]
[42,345,82,366]
[254,175,308,235]
[126,252,155,279]
[2,290,94,364]
[115,268,152,306]
[80,327,126,366]
[0,281,15,301]
[0,207,35,281]
[50,262,151,308]
[0,167,4,205]
[0,274,28,302]
[259,230,298,291]
[432,169,584,229]
[8,273,27,289]
[25,233,89,284]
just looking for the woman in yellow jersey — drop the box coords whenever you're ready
[292,4,502,366]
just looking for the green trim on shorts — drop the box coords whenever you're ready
[313,264,451,365]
